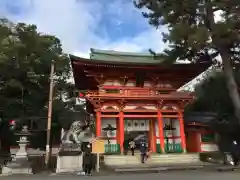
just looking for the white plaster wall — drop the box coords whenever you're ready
[103,80,121,86]
[155,118,181,144]
[172,119,180,136]
[145,106,157,110]
[162,105,178,110]
[102,105,119,110]
[101,118,117,145]
[124,106,137,109]
[172,119,181,144]
[124,105,156,110]
[155,121,159,137]
[102,80,155,87]
[103,81,135,86]
[156,83,172,88]
[163,118,171,144]
[125,82,135,86]
[104,140,117,144]
[144,82,151,87]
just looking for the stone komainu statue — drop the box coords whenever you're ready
[70,121,84,144]
[61,120,92,145]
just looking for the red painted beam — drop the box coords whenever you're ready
[123,115,157,118]
[155,136,181,139]
[86,95,193,100]
[101,115,119,118]
[162,115,179,118]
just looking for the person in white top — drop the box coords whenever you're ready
[129,140,136,156]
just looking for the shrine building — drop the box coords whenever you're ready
[70,48,211,154]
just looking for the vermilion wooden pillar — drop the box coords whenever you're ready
[178,111,187,153]
[149,119,156,152]
[96,111,101,137]
[157,111,165,153]
[119,111,124,153]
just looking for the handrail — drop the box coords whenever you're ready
[86,89,193,98]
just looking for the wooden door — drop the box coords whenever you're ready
[186,131,200,152]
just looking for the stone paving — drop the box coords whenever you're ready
[2,171,240,180]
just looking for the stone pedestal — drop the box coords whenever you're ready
[2,159,32,175]
[56,143,83,173]
[1,126,32,176]
[56,155,83,173]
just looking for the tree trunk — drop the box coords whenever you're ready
[221,52,240,123]
[205,0,240,123]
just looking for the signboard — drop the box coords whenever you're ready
[91,138,104,172]
[124,120,149,131]
[92,139,105,154]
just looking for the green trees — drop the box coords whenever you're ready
[134,0,240,121]
[186,72,234,115]
[0,18,72,122]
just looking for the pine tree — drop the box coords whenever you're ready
[134,0,240,122]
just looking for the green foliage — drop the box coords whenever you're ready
[0,18,72,122]
[186,72,233,114]
[134,0,240,122]
[184,74,240,131]
[134,0,239,63]
[186,69,240,118]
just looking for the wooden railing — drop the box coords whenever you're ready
[125,89,153,96]
[86,88,192,98]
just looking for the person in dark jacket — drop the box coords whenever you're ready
[139,139,147,163]
[231,140,240,166]
[83,143,93,176]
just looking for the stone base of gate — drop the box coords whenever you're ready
[104,153,200,167]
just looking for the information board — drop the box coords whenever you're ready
[92,139,105,154]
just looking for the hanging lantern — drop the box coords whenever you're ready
[79,90,88,98]
[79,92,84,97]
[9,120,16,130]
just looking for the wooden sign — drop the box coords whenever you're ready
[92,139,105,154]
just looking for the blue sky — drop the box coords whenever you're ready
[0,0,168,58]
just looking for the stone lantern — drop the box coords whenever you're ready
[2,125,32,175]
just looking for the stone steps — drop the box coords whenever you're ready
[150,153,199,164]
[104,155,139,166]
[104,153,200,166]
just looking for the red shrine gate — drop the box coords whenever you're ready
[88,90,191,153]
[70,49,210,154]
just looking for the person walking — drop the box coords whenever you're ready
[139,139,147,163]
[231,140,240,166]
[83,143,93,176]
[129,139,136,156]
